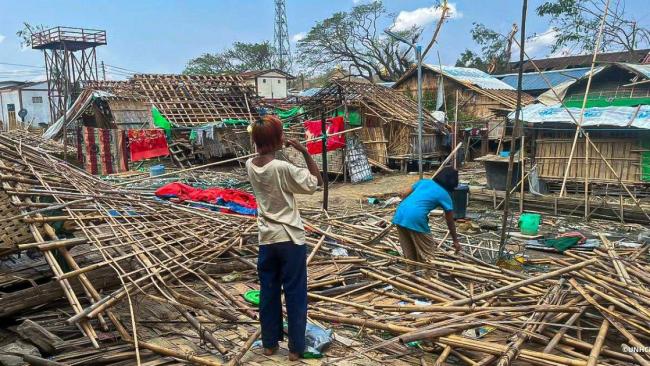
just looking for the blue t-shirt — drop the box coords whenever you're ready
[392,179,453,233]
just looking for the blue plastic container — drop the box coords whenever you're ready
[499,151,510,158]
[150,165,165,177]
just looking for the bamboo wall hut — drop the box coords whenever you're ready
[515,63,650,190]
[393,65,534,142]
[42,74,260,172]
[297,79,446,171]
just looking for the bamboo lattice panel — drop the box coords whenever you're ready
[302,80,445,132]
[535,138,642,184]
[133,74,258,126]
[87,75,260,127]
[0,192,42,256]
[360,127,388,164]
[281,147,344,174]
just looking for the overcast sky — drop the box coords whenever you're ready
[1,0,649,81]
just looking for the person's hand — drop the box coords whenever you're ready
[453,240,462,253]
[285,139,308,154]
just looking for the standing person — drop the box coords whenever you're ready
[246,115,323,361]
[392,167,461,263]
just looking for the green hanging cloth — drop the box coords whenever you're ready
[641,138,650,182]
[151,107,172,138]
[222,119,249,126]
[333,108,362,126]
[275,106,304,120]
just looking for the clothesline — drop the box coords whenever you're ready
[117,126,363,186]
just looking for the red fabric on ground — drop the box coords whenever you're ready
[155,182,257,210]
[128,129,169,162]
[303,116,345,155]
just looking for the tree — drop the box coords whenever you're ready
[296,1,421,82]
[455,50,488,70]
[184,41,275,74]
[536,0,650,53]
[454,23,517,73]
[16,22,48,48]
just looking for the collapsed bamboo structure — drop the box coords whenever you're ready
[0,130,649,365]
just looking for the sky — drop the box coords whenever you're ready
[1,0,649,81]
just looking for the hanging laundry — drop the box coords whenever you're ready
[128,129,169,162]
[303,116,345,155]
[155,182,257,216]
[79,127,129,175]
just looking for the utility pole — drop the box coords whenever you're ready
[321,112,329,211]
[416,45,423,179]
[497,0,528,260]
[101,61,106,81]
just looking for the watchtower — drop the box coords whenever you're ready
[32,27,107,123]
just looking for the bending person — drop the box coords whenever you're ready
[392,167,461,262]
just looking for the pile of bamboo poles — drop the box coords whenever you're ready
[0,130,648,365]
[300,211,650,365]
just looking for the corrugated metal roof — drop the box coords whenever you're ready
[496,67,591,91]
[510,103,650,130]
[298,87,321,97]
[377,81,395,88]
[426,65,515,90]
[619,63,650,78]
[506,49,650,72]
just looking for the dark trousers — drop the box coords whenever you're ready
[257,241,307,354]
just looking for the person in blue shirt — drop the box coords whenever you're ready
[392,167,461,262]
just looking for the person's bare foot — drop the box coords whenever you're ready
[263,346,278,356]
[289,352,301,361]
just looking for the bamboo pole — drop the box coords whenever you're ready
[559,0,611,196]
[454,90,459,169]
[226,327,261,366]
[445,259,596,307]
[519,135,524,213]
[428,142,463,178]
[584,133,589,218]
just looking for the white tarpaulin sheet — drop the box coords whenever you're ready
[510,103,650,130]
[43,90,114,140]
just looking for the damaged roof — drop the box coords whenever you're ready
[507,48,650,72]
[393,65,535,110]
[495,67,592,92]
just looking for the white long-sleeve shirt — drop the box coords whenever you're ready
[246,158,318,245]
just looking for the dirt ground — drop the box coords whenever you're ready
[297,172,420,208]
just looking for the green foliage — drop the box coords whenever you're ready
[16,22,48,48]
[184,41,275,75]
[536,0,650,52]
[423,90,437,112]
[455,50,488,70]
[454,23,510,73]
[296,0,420,82]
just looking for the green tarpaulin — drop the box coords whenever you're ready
[276,106,304,120]
[544,236,581,253]
[642,138,650,182]
[564,97,650,108]
[152,107,172,131]
[333,108,361,126]
[222,119,249,126]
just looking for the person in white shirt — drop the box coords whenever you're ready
[246,115,322,361]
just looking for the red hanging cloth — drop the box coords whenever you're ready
[128,129,169,162]
[303,116,345,155]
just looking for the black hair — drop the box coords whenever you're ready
[433,167,459,192]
